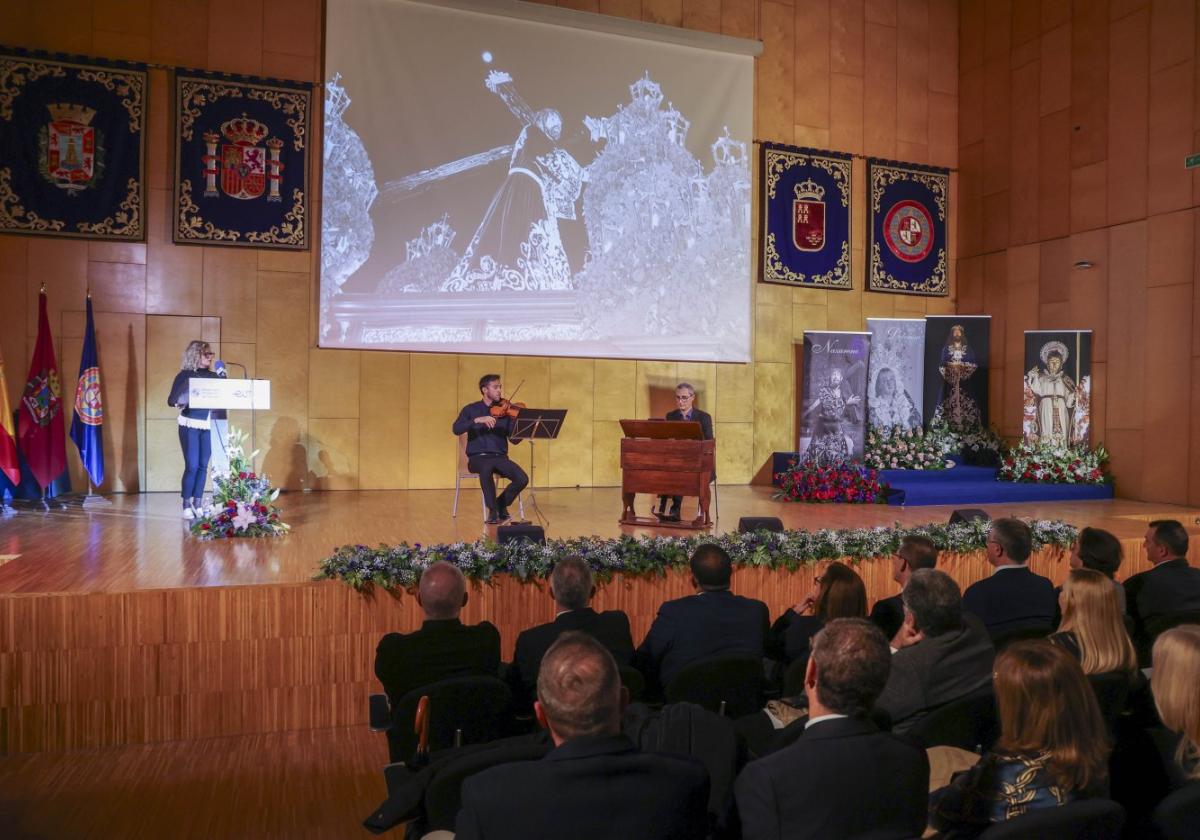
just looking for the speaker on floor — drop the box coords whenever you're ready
[738,516,784,534]
[498,523,546,544]
[948,508,990,526]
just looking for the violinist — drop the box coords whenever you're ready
[452,374,528,524]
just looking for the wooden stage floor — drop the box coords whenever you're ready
[2,485,1196,595]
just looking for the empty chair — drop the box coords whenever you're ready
[386,675,513,763]
[976,797,1125,838]
[663,654,765,718]
[1151,781,1200,840]
[908,685,999,753]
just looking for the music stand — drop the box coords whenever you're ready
[509,408,567,527]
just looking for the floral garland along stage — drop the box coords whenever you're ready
[315,519,1079,592]
[191,427,290,539]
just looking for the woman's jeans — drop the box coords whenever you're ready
[178,425,211,500]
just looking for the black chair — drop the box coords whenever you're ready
[1138,611,1200,667]
[386,675,514,763]
[664,654,766,718]
[908,685,999,752]
[990,624,1052,651]
[619,663,645,703]
[1152,781,1200,840]
[977,798,1125,838]
[422,741,552,832]
[1087,671,1132,732]
[781,656,809,697]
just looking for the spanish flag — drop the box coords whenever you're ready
[0,348,18,486]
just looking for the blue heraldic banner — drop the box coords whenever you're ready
[0,48,146,241]
[867,159,949,297]
[174,70,311,249]
[760,144,851,289]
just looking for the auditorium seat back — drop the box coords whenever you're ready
[908,685,998,753]
[977,798,1125,838]
[1086,671,1132,733]
[423,741,553,831]
[664,654,765,718]
[1152,781,1200,840]
[388,675,514,763]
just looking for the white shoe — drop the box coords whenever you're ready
[182,507,195,520]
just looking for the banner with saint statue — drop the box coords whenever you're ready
[759,144,851,289]
[799,331,870,466]
[1023,330,1092,446]
[0,48,147,240]
[923,316,990,429]
[867,159,949,296]
[866,318,925,430]
[173,70,311,249]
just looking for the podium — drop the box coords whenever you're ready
[188,378,271,472]
[618,420,715,530]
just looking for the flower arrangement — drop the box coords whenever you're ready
[999,440,1110,485]
[926,418,1005,465]
[314,519,1079,591]
[772,460,887,503]
[191,426,289,539]
[865,425,950,471]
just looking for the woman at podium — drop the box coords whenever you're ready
[656,382,714,521]
[167,341,223,520]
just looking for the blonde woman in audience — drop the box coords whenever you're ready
[1151,625,1200,780]
[1049,568,1138,677]
[930,641,1110,835]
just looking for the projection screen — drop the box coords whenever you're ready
[321,0,755,361]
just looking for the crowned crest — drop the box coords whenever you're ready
[41,102,102,192]
[792,177,826,252]
[200,113,286,201]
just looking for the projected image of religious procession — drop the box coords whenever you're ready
[1022,331,1092,446]
[320,0,753,362]
[798,332,871,466]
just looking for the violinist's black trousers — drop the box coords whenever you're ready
[468,454,528,515]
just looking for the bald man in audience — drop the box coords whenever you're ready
[373,561,501,708]
[456,632,710,840]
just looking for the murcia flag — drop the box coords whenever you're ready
[0,348,18,485]
[69,295,104,486]
[18,289,67,489]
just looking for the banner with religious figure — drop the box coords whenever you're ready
[0,48,146,240]
[760,144,851,289]
[923,316,990,429]
[1023,330,1092,446]
[866,318,925,431]
[867,159,949,296]
[173,70,311,249]
[799,331,871,466]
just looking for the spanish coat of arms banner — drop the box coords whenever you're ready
[173,70,311,249]
[0,48,147,241]
[1023,330,1092,446]
[867,159,949,296]
[759,143,851,289]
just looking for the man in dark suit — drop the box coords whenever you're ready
[374,561,501,707]
[1126,520,1200,657]
[876,569,995,734]
[736,618,929,840]
[870,534,938,639]
[456,632,710,840]
[508,556,634,710]
[962,517,1057,639]
[634,543,770,692]
[656,381,714,522]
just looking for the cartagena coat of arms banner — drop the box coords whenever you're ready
[173,70,311,249]
[759,143,851,289]
[867,159,949,297]
[0,47,147,241]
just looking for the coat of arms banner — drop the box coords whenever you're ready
[173,70,311,249]
[0,48,147,241]
[867,159,949,296]
[759,143,851,289]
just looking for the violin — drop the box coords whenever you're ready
[489,380,526,419]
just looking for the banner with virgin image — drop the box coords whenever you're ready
[867,159,949,296]
[923,316,990,429]
[799,331,870,466]
[866,318,925,430]
[1023,330,1092,445]
[760,144,852,289]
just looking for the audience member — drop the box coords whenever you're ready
[1048,568,1137,676]
[769,561,867,666]
[875,569,994,734]
[735,619,929,840]
[507,557,634,710]
[634,543,769,690]
[456,632,710,840]
[962,517,1057,639]
[1070,526,1127,614]
[1125,520,1200,649]
[374,561,501,706]
[930,640,1110,834]
[870,535,939,639]
[1151,625,1200,781]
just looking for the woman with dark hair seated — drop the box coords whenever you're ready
[1070,526,1126,613]
[769,561,867,668]
[1049,569,1137,677]
[930,640,1110,836]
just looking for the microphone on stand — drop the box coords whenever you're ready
[217,360,248,378]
